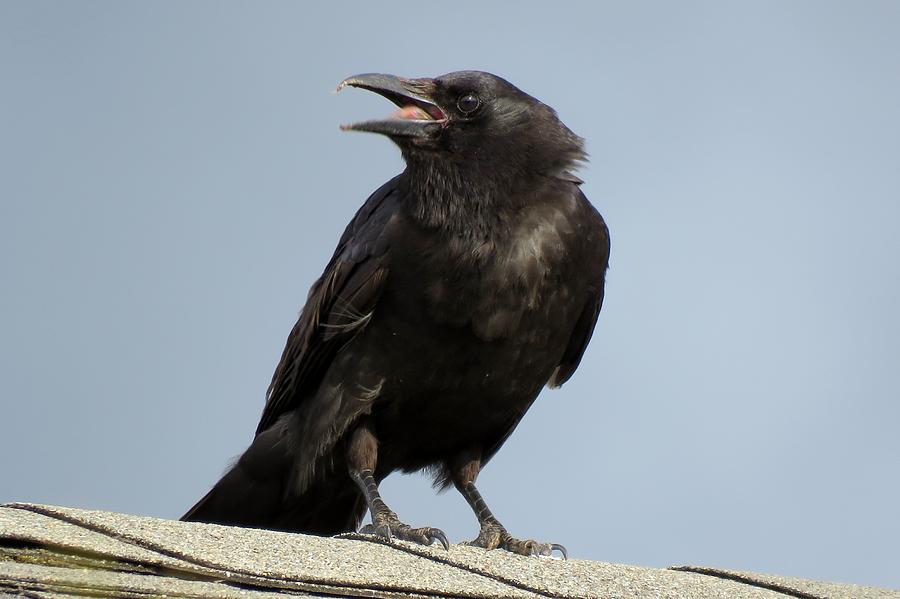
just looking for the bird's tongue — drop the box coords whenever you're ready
[392,105,434,120]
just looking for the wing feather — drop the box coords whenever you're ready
[256,178,399,435]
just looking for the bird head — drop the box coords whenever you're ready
[337,71,585,180]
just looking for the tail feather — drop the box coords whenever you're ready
[182,426,365,535]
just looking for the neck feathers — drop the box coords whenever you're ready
[398,116,585,238]
[401,157,509,238]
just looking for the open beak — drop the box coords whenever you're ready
[337,73,447,138]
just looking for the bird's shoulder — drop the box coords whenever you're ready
[545,185,610,387]
[502,182,608,279]
[334,175,404,257]
[570,186,610,276]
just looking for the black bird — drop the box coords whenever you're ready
[183,71,610,557]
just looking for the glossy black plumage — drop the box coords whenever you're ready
[184,71,609,554]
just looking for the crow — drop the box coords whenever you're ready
[183,71,610,557]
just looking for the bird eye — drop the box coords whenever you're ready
[456,93,481,115]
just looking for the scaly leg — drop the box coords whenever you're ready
[347,424,448,549]
[452,451,566,558]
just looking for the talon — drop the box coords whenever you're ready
[550,543,568,560]
[429,528,450,550]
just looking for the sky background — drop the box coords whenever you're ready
[2,0,899,590]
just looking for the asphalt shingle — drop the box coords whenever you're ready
[0,503,896,599]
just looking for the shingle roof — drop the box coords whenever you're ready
[0,503,895,599]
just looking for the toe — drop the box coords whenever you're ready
[502,537,535,556]
[501,536,568,559]
[404,526,449,549]
[528,542,558,557]
[359,523,393,541]
[466,520,506,550]
[376,523,450,549]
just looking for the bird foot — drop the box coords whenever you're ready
[360,510,449,550]
[464,520,567,559]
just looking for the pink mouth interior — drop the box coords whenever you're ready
[392,104,445,121]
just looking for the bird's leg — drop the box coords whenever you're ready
[347,423,449,549]
[452,452,567,559]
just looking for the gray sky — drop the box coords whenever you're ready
[2,0,899,590]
